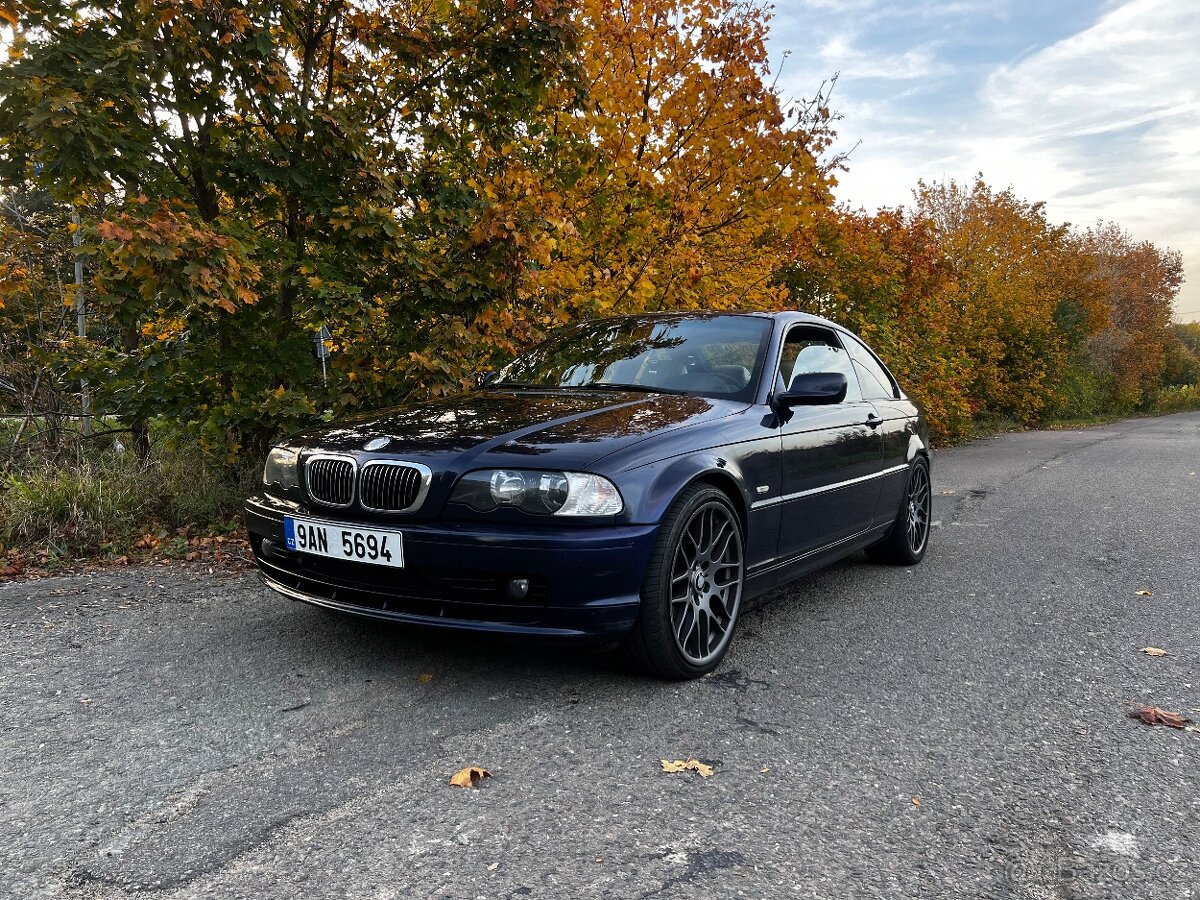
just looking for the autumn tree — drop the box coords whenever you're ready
[0,0,582,452]
[781,206,975,439]
[403,0,844,394]
[1071,223,1184,407]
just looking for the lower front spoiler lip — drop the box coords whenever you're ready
[258,571,633,642]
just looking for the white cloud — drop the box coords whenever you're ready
[975,0,1200,319]
[817,34,949,81]
[773,0,1200,320]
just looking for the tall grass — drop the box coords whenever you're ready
[0,433,259,559]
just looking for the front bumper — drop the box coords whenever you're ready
[244,494,657,641]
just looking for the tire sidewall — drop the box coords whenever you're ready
[903,457,931,562]
[642,486,745,678]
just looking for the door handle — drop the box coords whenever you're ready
[865,413,882,429]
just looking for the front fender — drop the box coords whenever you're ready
[621,453,751,526]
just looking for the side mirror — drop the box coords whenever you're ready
[775,372,847,407]
[476,371,497,388]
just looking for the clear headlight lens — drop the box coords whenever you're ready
[263,446,300,490]
[450,469,623,516]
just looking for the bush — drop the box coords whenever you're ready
[1150,383,1200,415]
[1045,362,1130,422]
[0,432,259,559]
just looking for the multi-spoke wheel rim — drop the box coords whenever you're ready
[906,463,931,555]
[669,502,743,666]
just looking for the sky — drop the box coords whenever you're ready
[767,0,1200,322]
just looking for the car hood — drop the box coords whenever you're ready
[296,388,744,471]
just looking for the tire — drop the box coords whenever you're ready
[622,485,745,680]
[866,455,931,566]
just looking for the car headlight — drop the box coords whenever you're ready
[263,446,300,490]
[450,469,623,516]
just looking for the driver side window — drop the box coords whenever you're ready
[776,326,862,402]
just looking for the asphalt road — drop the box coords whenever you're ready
[3,412,1199,899]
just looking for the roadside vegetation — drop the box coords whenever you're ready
[0,0,1195,565]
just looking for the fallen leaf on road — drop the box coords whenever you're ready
[911,796,921,806]
[449,766,491,788]
[416,673,433,683]
[1128,707,1193,729]
[1134,590,1153,597]
[660,758,714,778]
[1139,647,1168,657]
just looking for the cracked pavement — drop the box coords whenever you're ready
[2,411,1199,898]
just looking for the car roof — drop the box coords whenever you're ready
[592,310,844,329]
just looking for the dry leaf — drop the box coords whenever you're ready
[1128,706,1193,729]
[911,796,921,806]
[416,673,433,683]
[1135,590,1153,596]
[449,766,491,788]
[1139,647,1168,657]
[660,758,714,778]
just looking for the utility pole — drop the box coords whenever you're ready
[72,210,91,437]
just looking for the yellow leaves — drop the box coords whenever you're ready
[660,758,714,778]
[1135,590,1153,597]
[0,4,18,27]
[449,766,491,788]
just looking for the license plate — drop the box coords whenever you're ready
[284,516,403,568]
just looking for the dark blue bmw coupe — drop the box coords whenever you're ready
[245,312,931,678]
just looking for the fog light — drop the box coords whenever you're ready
[507,577,531,600]
[261,538,280,559]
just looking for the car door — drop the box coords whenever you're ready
[840,332,910,527]
[773,325,885,563]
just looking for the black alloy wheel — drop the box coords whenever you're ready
[623,485,745,679]
[866,456,932,566]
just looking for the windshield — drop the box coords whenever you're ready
[494,315,772,402]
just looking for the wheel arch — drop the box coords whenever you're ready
[689,470,748,538]
[631,452,753,537]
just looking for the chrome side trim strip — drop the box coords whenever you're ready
[751,462,909,510]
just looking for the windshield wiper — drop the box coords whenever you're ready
[563,382,686,396]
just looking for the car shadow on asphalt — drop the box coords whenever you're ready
[265,552,874,688]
